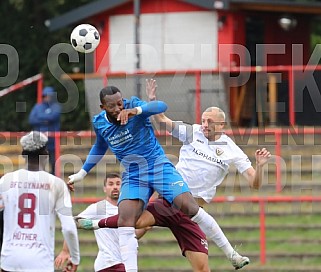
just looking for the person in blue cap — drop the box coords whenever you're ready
[28,86,61,175]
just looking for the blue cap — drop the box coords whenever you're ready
[42,86,55,96]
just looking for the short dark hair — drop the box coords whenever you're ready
[22,146,48,162]
[103,172,121,186]
[100,86,121,103]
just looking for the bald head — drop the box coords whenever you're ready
[201,107,226,141]
[203,107,225,122]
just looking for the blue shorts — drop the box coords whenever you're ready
[118,162,190,205]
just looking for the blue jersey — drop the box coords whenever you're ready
[82,96,190,204]
[83,96,172,172]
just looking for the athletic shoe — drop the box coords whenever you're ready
[75,218,99,230]
[229,251,250,270]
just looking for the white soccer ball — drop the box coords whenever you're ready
[70,24,100,53]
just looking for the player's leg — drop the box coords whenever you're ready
[117,199,144,227]
[116,173,150,272]
[174,192,249,269]
[159,166,249,270]
[146,198,210,272]
[135,209,156,228]
[80,208,155,230]
[185,251,210,272]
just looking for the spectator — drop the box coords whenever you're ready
[28,86,61,175]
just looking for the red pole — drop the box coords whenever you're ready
[37,74,43,103]
[195,71,201,124]
[259,199,266,265]
[275,131,282,193]
[288,67,295,126]
[55,131,61,177]
[103,76,108,87]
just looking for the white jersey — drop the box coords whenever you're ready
[78,200,122,271]
[172,123,252,203]
[0,169,80,272]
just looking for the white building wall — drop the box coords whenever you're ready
[108,11,218,73]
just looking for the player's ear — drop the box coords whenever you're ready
[100,104,104,110]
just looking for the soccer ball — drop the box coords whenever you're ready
[70,24,100,53]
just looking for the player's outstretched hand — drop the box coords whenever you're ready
[67,169,87,191]
[146,78,157,101]
[255,148,271,167]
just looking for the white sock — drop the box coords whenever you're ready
[118,227,138,272]
[191,207,234,258]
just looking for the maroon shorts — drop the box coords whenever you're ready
[97,263,126,272]
[146,198,208,256]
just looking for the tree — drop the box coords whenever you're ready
[0,0,95,131]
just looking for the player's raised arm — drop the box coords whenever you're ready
[145,79,175,132]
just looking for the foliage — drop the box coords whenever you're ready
[0,0,96,131]
[311,17,321,63]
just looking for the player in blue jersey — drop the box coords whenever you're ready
[68,83,248,271]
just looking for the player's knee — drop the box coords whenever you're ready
[135,217,144,228]
[194,264,210,272]
[173,193,199,216]
[118,200,144,226]
[117,215,136,227]
[118,210,142,227]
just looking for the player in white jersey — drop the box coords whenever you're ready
[55,173,147,272]
[146,79,271,269]
[0,131,80,272]
[175,127,254,203]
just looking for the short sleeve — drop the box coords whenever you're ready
[230,142,252,173]
[171,121,193,144]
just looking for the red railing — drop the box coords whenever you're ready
[0,74,43,103]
